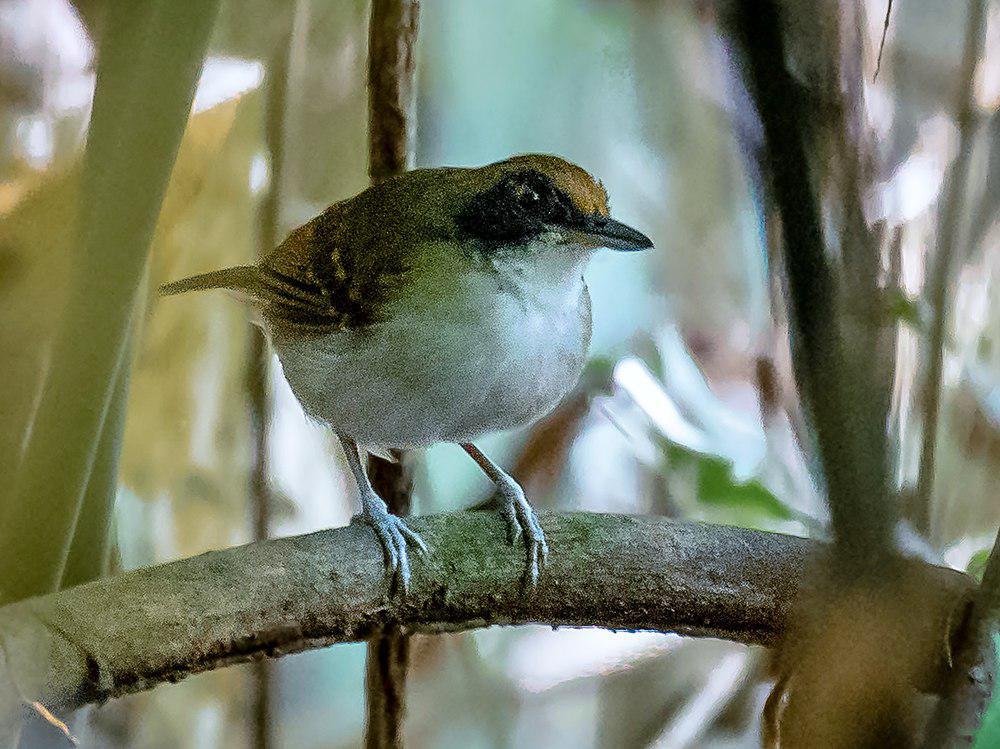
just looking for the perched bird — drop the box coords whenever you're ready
[161,154,653,591]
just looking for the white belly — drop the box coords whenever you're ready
[270,270,591,448]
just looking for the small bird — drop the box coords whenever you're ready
[161,154,652,591]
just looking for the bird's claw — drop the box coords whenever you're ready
[496,486,548,590]
[360,494,427,595]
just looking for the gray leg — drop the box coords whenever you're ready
[460,443,548,587]
[337,433,426,593]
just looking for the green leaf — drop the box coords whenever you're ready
[696,455,794,521]
[885,287,926,332]
[664,442,793,525]
[969,549,993,582]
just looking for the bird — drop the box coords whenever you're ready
[160,153,653,592]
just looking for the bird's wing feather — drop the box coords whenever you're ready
[159,264,347,333]
[253,265,347,331]
[162,189,412,334]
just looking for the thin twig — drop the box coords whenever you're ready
[365,1,420,747]
[0,630,78,746]
[246,6,298,746]
[912,0,988,537]
[27,703,77,747]
[874,0,893,81]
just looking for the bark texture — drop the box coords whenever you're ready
[0,513,971,720]
[367,0,419,183]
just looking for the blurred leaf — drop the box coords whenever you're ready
[886,287,927,331]
[0,163,79,486]
[968,549,992,582]
[123,90,262,560]
[667,444,793,525]
[697,455,794,521]
[885,287,957,349]
[0,0,221,604]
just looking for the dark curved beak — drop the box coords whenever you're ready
[574,214,654,252]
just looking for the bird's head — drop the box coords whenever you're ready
[450,154,654,254]
[359,154,654,261]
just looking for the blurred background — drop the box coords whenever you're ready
[1,0,998,746]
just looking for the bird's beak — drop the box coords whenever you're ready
[561,214,654,252]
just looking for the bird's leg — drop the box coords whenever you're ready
[337,433,426,593]
[460,443,548,587]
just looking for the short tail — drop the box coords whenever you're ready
[159,266,259,298]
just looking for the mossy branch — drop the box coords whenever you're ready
[0,512,971,725]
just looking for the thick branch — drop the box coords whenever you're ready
[729,0,892,570]
[0,513,971,716]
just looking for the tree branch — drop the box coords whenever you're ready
[367,0,419,183]
[728,0,892,571]
[912,0,988,537]
[0,513,971,721]
[923,524,1000,747]
[246,3,298,744]
[365,2,420,745]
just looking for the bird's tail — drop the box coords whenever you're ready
[159,266,260,299]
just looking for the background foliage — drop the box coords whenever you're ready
[1,0,998,746]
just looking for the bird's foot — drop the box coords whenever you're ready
[357,492,427,594]
[492,482,548,589]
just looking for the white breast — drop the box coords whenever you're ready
[270,244,592,449]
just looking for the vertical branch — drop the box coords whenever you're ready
[911,0,988,538]
[730,0,892,570]
[367,0,419,182]
[720,1,930,744]
[246,1,304,743]
[365,1,420,748]
[0,0,221,605]
[917,7,992,743]
[247,327,274,749]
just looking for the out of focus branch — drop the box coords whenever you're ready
[721,1,924,744]
[912,0,988,537]
[727,0,892,572]
[246,2,300,744]
[0,512,972,727]
[923,525,1000,747]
